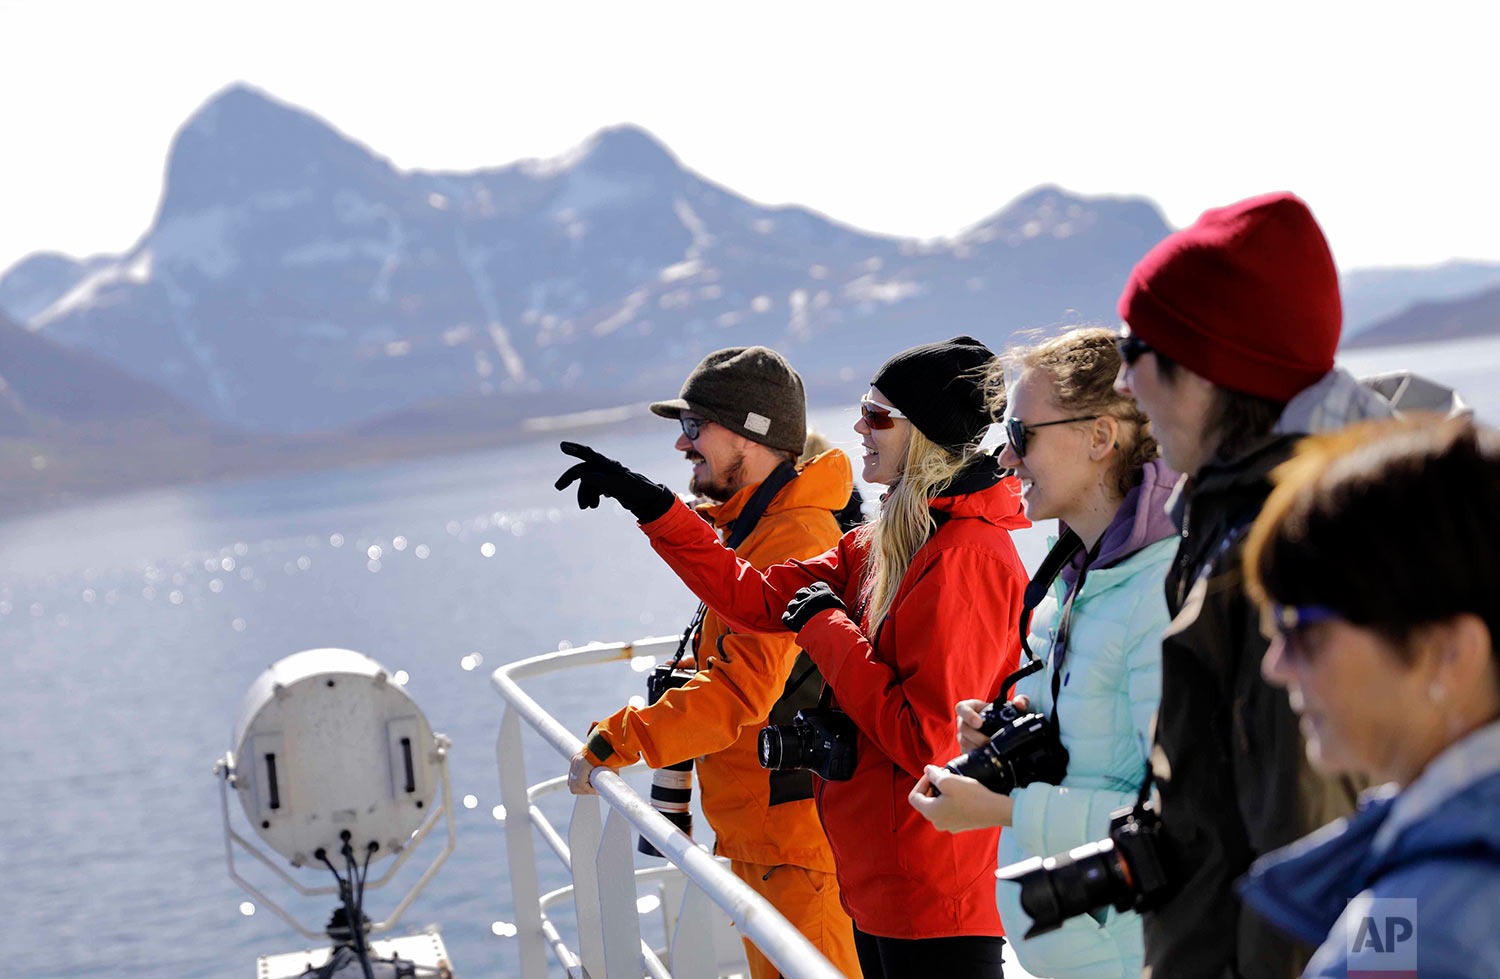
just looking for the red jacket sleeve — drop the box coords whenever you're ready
[795,544,1026,778]
[641,497,855,634]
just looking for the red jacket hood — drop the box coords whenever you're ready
[929,473,1029,530]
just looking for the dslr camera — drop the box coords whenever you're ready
[758,707,858,781]
[943,697,1069,795]
[638,664,696,857]
[996,803,1169,938]
[645,663,695,704]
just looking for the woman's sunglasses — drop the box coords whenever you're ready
[1005,414,1100,458]
[1258,602,1341,643]
[1115,332,1153,366]
[859,396,907,430]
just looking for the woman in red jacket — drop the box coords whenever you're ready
[558,336,1028,978]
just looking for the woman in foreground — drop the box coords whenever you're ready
[1239,417,1500,977]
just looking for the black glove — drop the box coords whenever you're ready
[782,582,847,632]
[555,441,676,523]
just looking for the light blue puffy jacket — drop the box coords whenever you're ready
[995,535,1174,979]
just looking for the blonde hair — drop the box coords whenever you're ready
[858,425,970,629]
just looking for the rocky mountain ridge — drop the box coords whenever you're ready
[1,85,1171,433]
[3,83,1495,448]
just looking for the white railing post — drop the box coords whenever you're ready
[569,794,607,977]
[667,879,716,979]
[498,708,548,978]
[597,807,645,978]
[492,642,846,979]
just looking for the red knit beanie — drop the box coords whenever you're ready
[1117,191,1341,402]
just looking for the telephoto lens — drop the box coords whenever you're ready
[995,805,1169,938]
[638,761,693,857]
[638,664,697,857]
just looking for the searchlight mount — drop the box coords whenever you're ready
[214,649,456,977]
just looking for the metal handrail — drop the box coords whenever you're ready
[493,637,845,979]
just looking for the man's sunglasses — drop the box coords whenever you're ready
[860,396,907,430]
[1005,414,1100,458]
[680,416,709,440]
[1115,332,1153,366]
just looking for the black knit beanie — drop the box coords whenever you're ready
[870,335,996,451]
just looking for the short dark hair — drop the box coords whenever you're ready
[1244,417,1500,660]
[1207,387,1287,463]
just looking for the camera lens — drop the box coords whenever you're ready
[998,838,1131,939]
[760,725,811,770]
[758,727,783,769]
[946,742,1016,795]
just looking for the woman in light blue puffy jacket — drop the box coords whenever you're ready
[910,328,1177,979]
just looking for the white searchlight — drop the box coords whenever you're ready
[214,649,456,973]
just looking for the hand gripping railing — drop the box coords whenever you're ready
[493,637,846,979]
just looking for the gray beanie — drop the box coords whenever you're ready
[650,347,807,453]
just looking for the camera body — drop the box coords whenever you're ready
[637,664,697,857]
[944,699,1069,795]
[645,664,696,704]
[758,707,858,781]
[996,803,1169,938]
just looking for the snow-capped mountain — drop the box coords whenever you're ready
[3,84,1172,433]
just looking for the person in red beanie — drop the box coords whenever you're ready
[1112,192,1365,979]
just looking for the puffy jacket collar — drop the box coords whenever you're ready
[929,458,1029,530]
[699,449,853,529]
[1058,457,1179,593]
[1240,720,1500,946]
[1047,535,1176,606]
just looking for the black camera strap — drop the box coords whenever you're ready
[1048,535,1103,729]
[668,461,801,670]
[993,530,1085,704]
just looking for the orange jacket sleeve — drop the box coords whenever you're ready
[639,497,856,636]
[585,507,843,769]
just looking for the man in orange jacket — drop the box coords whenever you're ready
[566,346,862,979]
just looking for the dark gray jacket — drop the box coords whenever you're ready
[1142,435,1363,979]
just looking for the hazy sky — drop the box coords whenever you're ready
[2,0,1496,275]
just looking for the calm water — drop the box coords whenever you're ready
[3,339,1496,978]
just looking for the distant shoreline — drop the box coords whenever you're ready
[1,395,868,523]
[0,404,651,523]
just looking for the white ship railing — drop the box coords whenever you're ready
[493,636,845,979]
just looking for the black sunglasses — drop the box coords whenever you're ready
[1005,415,1100,458]
[1115,333,1153,366]
[680,416,710,440]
